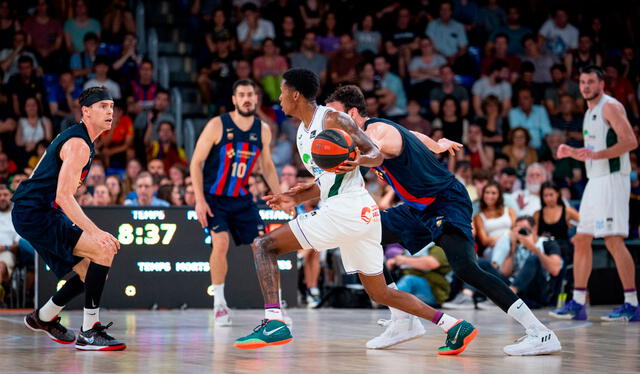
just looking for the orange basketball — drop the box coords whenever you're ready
[311,128,357,172]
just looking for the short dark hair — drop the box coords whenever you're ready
[241,2,258,13]
[158,121,175,132]
[140,58,153,68]
[521,33,536,47]
[488,59,508,74]
[156,87,170,97]
[516,215,535,227]
[494,32,509,42]
[78,86,110,107]
[326,85,367,117]
[520,61,535,74]
[232,79,257,95]
[17,55,34,66]
[550,63,566,73]
[83,32,99,43]
[282,68,319,101]
[500,167,517,176]
[94,54,110,67]
[580,65,604,80]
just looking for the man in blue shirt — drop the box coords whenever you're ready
[426,1,468,62]
[374,55,407,117]
[508,87,552,149]
[124,172,170,207]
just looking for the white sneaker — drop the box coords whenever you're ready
[366,316,426,349]
[476,299,500,310]
[214,305,232,327]
[281,307,293,329]
[442,292,475,310]
[503,328,562,356]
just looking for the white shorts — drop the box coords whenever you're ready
[577,172,630,238]
[0,250,16,278]
[289,192,383,275]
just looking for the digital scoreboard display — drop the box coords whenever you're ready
[36,207,298,309]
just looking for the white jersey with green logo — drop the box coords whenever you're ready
[296,105,367,200]
[583,94,631,179]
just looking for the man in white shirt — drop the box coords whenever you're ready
[236,3,275,54]
[83,55,121,99]
[513,163,549,216]
[0,185,20,299]
[538,8,579,57]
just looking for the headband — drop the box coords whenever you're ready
[80,89,113,108]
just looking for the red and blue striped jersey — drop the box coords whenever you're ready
[364,117,456,210]
[203,113,262,197]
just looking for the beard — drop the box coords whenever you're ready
[583,88,601,101]
[237,105,256,117]
[527,183,541,194]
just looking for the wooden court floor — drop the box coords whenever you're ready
[1,306,639,374]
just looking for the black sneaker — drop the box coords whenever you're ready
[24,310,76,344]
[75,322,127,351]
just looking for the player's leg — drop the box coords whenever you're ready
[358,272,477,355]
[234,223,302,349]
[301,248,321,307]
[71,232,126,351]
[209,231,232,325]
[601,235,639,321]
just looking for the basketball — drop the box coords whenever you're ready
[311,128,357,172]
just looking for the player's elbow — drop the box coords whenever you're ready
[627,136,638,152]
[54,192,75,210]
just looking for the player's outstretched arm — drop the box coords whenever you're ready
[324,111,383,172]
[259,122,282,195]
[190,117,222,228]
[411,131,463,156]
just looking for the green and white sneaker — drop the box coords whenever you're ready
[437,320,478,355]
[234,319,293,349]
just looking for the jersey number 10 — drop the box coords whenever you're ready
[231,161,247,178]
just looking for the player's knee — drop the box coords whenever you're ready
[571,234,591,248]
[365,286,389,305]
[603,236,625,252]
[93,251,114,267]
[450,257,479,278]
[252,235,276,256]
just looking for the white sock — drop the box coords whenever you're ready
[38,298,64,322]
[387,282,410,320]
[573,288,587,305]
[213,283,226,307]
[82,308,100,331]
[265,307,283,320]
[434,313,458,332]
[309,287,320,296]
[507,299,547,332]
[624,289,638,306]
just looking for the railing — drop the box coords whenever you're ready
[171,87,183,148]
[159,57,170,89]
[147,28,159,79]
[135,2,146,55]
[184,119,195,161]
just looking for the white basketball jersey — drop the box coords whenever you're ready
[583,94,631,178]
[296,105,367,200]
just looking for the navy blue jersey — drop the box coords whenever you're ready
[364,117,456,210]
[12,122,95,209]
[203,113,262,197]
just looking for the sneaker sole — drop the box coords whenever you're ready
[600,315,635,322]
[503,342,561,356]
[234,338,293,350]
[23,316,75,344]
[548,312,586,321]
[366,327,426,349]
[215,321,232,327]
[75,343,127,351]
[437,328,478,356]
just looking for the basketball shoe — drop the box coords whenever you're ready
[502,328,561,356]
[442,292,475,310]
[601,303,640,322]
[234,319,293,349]
[24,310,75,344]
[436,320,478,355]
[366,316,426,349]
[214,304,232,327]
[75,322,127,351]
[549,300,587,320]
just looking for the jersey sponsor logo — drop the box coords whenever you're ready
[302,153,312,164]
[361,205,380,224]
[592,114,597,120]
[310,130,317,139]
[595,220,605,230]
[250,133,258,141]
[226,148,236,158]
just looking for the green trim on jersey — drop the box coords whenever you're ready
[328,174,345,197]
[606,128,620,173]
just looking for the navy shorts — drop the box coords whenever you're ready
[205,194,264,246]
[11,204,83,279]
[381,179,474,255]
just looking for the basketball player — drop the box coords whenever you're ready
[235,69,477,355]
[551,65,639,321]
[190,79,281,326]
[12,87,126,351]
[326,85,562,355]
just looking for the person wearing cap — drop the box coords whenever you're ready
[11,86,127,351]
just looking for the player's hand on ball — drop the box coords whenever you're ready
[263,193,296,211]
[195,199,214,229]
[335,147,361,174]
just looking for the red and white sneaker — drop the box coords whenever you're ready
[214,305,232,327]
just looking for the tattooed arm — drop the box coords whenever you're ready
[323,111,383,173]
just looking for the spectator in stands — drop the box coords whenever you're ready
[204,8,235,50]
[86,163,106,188]
[365,92,381,119]
[478,0,506,37]
[290,31,327,87]
[474,181,516,262]
[98,99,133,168]
[620,46,639,84]
[0,1,19,51]
[426,1,468,65]
[128,58,158,114]
[386,243,452,307]
[472,59,511,117]
[198,35,237,110]
[26,140,46,170]
[316,11,340,54]
[511,60,545,105]
[275,15,299,57]
[279,164,297,191]
[248,173,268,202]
[475,95,506,148]
[480,33,521,82]
[47,71,82,124]
[564,34,602,82]
[0,152,13,184]
[83,55,121,99]
[69,32,99,86]
[521,34,558,84]
[408,37,446,102]
[329,33,361,87]
[64,0,101,53]
[604,61,640,119]
[147,158,166,177]
[429,64,469,117]
[123,158,142,195]
[146,121,186,174]
[91,183,112,206]
[105,174,124,205]
[534,181,579,253]
[169,163,186,187]
[298,0,324,31]
[15,97,52,162]
[374,54,407,117]
[169,184,184,206]
[135,88,175,159]
[112,33,142,85]
[237,2,275,55]
[124,171,170,207]
[544,64,583,116]
[509,88,552,149]
[464,123,494,170]
[0,183,19,302]
[455,160,476,201]
[502,127,538,178]
[354,14,381,55]
[538,7,579,58]
[399,99,431,135]
[433,95,468,144]
[23,0,64,72]
[0,31,40,84]
[551,93,583,144]
[497,166,519,210]
[489,6,532,57]
[513,163,549,216]
[101,0,136,45]
[8,56,45,116]
[184,182,196,206]
[252,38,288,103]
[356,61,377,96]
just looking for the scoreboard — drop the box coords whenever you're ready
[36,206,298,309]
